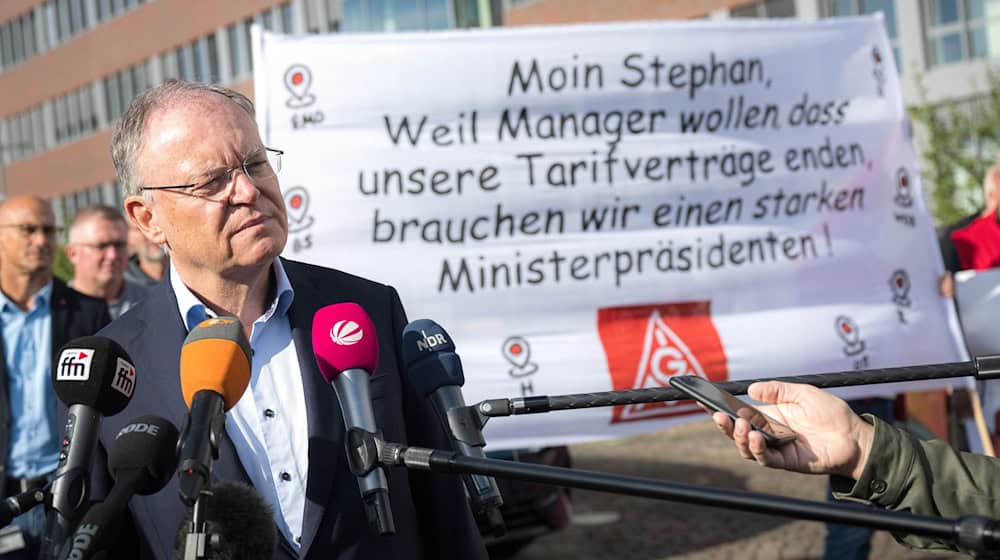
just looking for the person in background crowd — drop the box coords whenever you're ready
[123,221,167,287]
[65,205,149,319]
[0,196,110,558]
[938,163,1000,297]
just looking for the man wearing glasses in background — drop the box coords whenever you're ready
[92,80,486,559]
[0,196,110,558]
[65,205,149,319]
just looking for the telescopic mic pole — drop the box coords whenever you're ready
[354,429,1000,556]
[474,357,997,418]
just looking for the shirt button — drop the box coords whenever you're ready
[264,409,275,419]
[869,479,887,494]
[280,471,291,482]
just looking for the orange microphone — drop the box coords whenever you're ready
[177,317,251,506]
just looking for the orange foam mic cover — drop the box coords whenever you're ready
[179,317,252,411]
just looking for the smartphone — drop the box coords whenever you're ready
[668,375,797,447]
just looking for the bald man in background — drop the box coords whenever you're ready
[0,196,110,558]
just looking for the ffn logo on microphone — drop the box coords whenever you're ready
[330,320,364,346]
[111,357,136,398]
[56,349,94,381]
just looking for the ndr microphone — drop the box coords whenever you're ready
[178,317,251,506]
[312,303,395,535]
[401,319,504,532]
[45,336,137,557]
[60,415,179,560]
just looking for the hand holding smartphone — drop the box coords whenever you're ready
[669,375,797,447]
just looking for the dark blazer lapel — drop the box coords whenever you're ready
[284,261,344,557]
[49,280,73,356]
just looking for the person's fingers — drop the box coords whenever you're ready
[732,418,754,460]
[712,412,734,438]
[749,381,812,406]
[746,431,774,467]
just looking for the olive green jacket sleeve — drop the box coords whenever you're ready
[830,414,1000,552]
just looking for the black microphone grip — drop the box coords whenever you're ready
[0,487,47,527]
[481,360,979,416]
[177,391,225,506]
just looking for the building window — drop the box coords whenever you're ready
[281,2,294,32]
[731,0,796,18]
[822,0,901,71]
[923,0,1000,66]
[343,0,454,32]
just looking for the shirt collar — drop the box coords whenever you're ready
[171,259,295,332]
[0,281,53,314]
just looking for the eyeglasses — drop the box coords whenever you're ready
[139,147,283,202]
[76,240,128,252]
[0,224,61,237]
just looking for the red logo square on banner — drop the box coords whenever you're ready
[596,301,729,424]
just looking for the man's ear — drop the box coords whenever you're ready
[124,196,166,246]
[64,243,81,266]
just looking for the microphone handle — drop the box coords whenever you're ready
[42,404,103,559]
[331,369,395,535]
[0,487,47,527]
[178,391,225,506]
[429,388,504,513]
[57,471,141,560]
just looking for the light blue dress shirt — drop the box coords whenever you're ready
[171,260,311,549]
[1,282,60,478]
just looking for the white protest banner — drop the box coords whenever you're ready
[253,17,968,450]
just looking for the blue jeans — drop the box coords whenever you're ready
[823,397,895,560]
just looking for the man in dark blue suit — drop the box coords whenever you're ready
[94,80,487,559]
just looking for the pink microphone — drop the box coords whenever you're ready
[311,303,395,535]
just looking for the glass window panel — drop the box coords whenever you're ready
[391,0,421,30]
[79,0,89,29]
[263,9,275,30]
[970,26,988,56]
[206,34,219,82]
[454,0,479,27]
[111,0,124,14]
[1,24,12,67]
[931,0,961,24]
[97,0,110,21]
[326,0,340,30]
[731,5,760,18]
[31,108,44,151]
[935,32,965,63]
[242,18,253,73]
[226,23,240,73]
[132,63,147,94]
[66,92,79,137]
[11,18,24,63]
[764,0,796,17]
[176,45,189,80]
[57,0,70,40]
[120,67,134,106]
[863,0,897,38]
[68,0,82,34]
[54,96,67,141]
[23,14,36,58]
[968,0,985,19]
[831,0,855,16]
[193,38,207,82]
[343,0,365,31]
[104,74,123,120]
[281,3,293,31]
[427,0,448,29]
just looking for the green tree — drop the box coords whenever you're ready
[909,74,1000,226]
[53,245,73,282]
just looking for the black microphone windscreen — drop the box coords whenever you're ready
[51,336,136,415]
[108,415,179,496]
[401,319,465,396]
[174,482,277,560]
